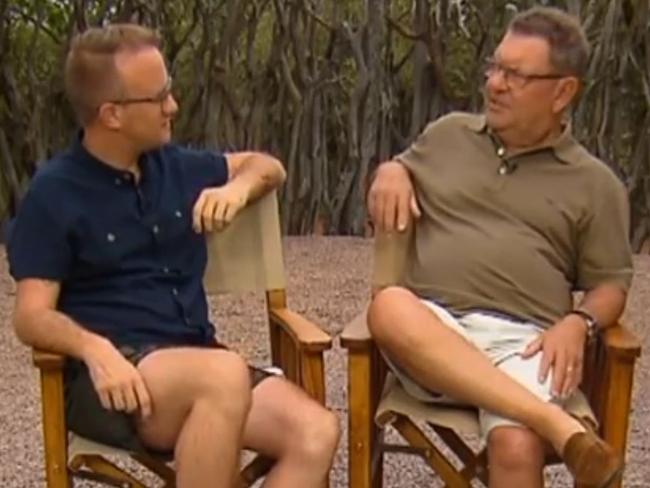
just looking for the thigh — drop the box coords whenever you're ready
[134,347,249,451]
[479,352,554,440]
[241,376,332,457]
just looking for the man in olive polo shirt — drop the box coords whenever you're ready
[367,7,631,488]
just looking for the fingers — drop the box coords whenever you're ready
[550,350,567,398]
[522,335,542,358]
[560,355,583,398]
[97,388,112,411]
[396,191,410,231]
[212,200,228,231]
[192,192,208,233]
[110,388,126,411]
[538,345,553,384]
[382,193,398,233]
[410,194,421,220]
[133,376,153,418]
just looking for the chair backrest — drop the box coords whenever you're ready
[203,190,286,294]
[371,224,414,291]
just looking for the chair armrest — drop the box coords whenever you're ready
[268,308,332,353]
[340,308,374,351]
[601,324,641,360]
[33,349,66,371]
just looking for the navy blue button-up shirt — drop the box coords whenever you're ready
[8,137,228,347]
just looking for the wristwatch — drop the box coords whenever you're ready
[569,309,599,338]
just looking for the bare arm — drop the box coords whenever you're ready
[13,278,152,417]
[575,282,627,330]
[193,151,286,233]
[225,151,286,202]
[13,278,104,358]
[367,161,420,233]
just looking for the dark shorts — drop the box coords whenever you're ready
[64,340,273,453]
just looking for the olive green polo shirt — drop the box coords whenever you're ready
[396,112,632,327]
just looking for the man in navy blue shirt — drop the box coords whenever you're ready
[9,24,339,488]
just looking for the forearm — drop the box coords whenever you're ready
[577,283,627,330]
[14,308,104,360]
[228,152,286,202]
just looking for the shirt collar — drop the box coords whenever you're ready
[462,113,580,165]
[71,130,150,180]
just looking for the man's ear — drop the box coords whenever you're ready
[552,77,580,114]
[97,103,123,130]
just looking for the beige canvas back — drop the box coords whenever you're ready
[371,225,414,289]
[203,190,286,294]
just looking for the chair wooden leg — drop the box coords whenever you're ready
[131,453,175,486]
[70,454,148,488]
[596,354,639,488]
[239,454,275,487]
[39,369,71,488]
[392,416,471,488]
[348,349,383,488]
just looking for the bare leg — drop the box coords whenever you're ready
[242,376,340,488]
[135,348,252,488]
[367,287,582,453]
[487,427,546,488]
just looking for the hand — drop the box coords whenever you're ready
[367,161,421,233]
[522,315,588,399]
[193,181,249,233]
[81,336,152,418]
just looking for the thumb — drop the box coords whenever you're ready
[410,194,422,219]
[522,336,543,358]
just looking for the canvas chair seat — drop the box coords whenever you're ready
[376,372,596,434]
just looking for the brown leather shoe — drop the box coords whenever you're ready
[562,418,622,488]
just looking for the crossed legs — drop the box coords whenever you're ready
[135,347,339,488]
[367,286,618,487]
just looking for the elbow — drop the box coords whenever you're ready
[274,157,287,185]
[12,311,33,346]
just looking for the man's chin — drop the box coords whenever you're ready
[485,111,511,132]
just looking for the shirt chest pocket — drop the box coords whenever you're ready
[74,218,149,272]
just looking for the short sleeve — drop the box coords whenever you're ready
[395,121,437,175]
[7,182,72,281]
[575,175,633,291]
[170,145,229,191]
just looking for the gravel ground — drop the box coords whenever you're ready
[0,237,648,487]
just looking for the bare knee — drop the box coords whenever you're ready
[288,406,340,463]
[199,351,252,414]
[367,286,416,343]
[488,427,545,473]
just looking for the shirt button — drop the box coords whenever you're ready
[114,178,122,186]
[175,210,182,218]
[106,233,116,242]
[496,146,506,157]
[162,267,170,274]
[184,316,191,325]
[498,165,508,176]
[172,288,178,296]
[152,224,160,234]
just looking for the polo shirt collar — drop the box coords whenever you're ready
[462,114,580,165]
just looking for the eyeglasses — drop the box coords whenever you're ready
[483,57,566,90]
[109,77,173,106]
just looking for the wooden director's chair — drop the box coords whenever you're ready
[342,226,642,488]
[33,190,333,487]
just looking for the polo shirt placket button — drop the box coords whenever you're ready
[152,224,160,235]
[172,288,178,297]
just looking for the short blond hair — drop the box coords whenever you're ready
[64,24,160,125]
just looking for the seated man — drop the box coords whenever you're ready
[367,7,630,488]
[8,24,339,488]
